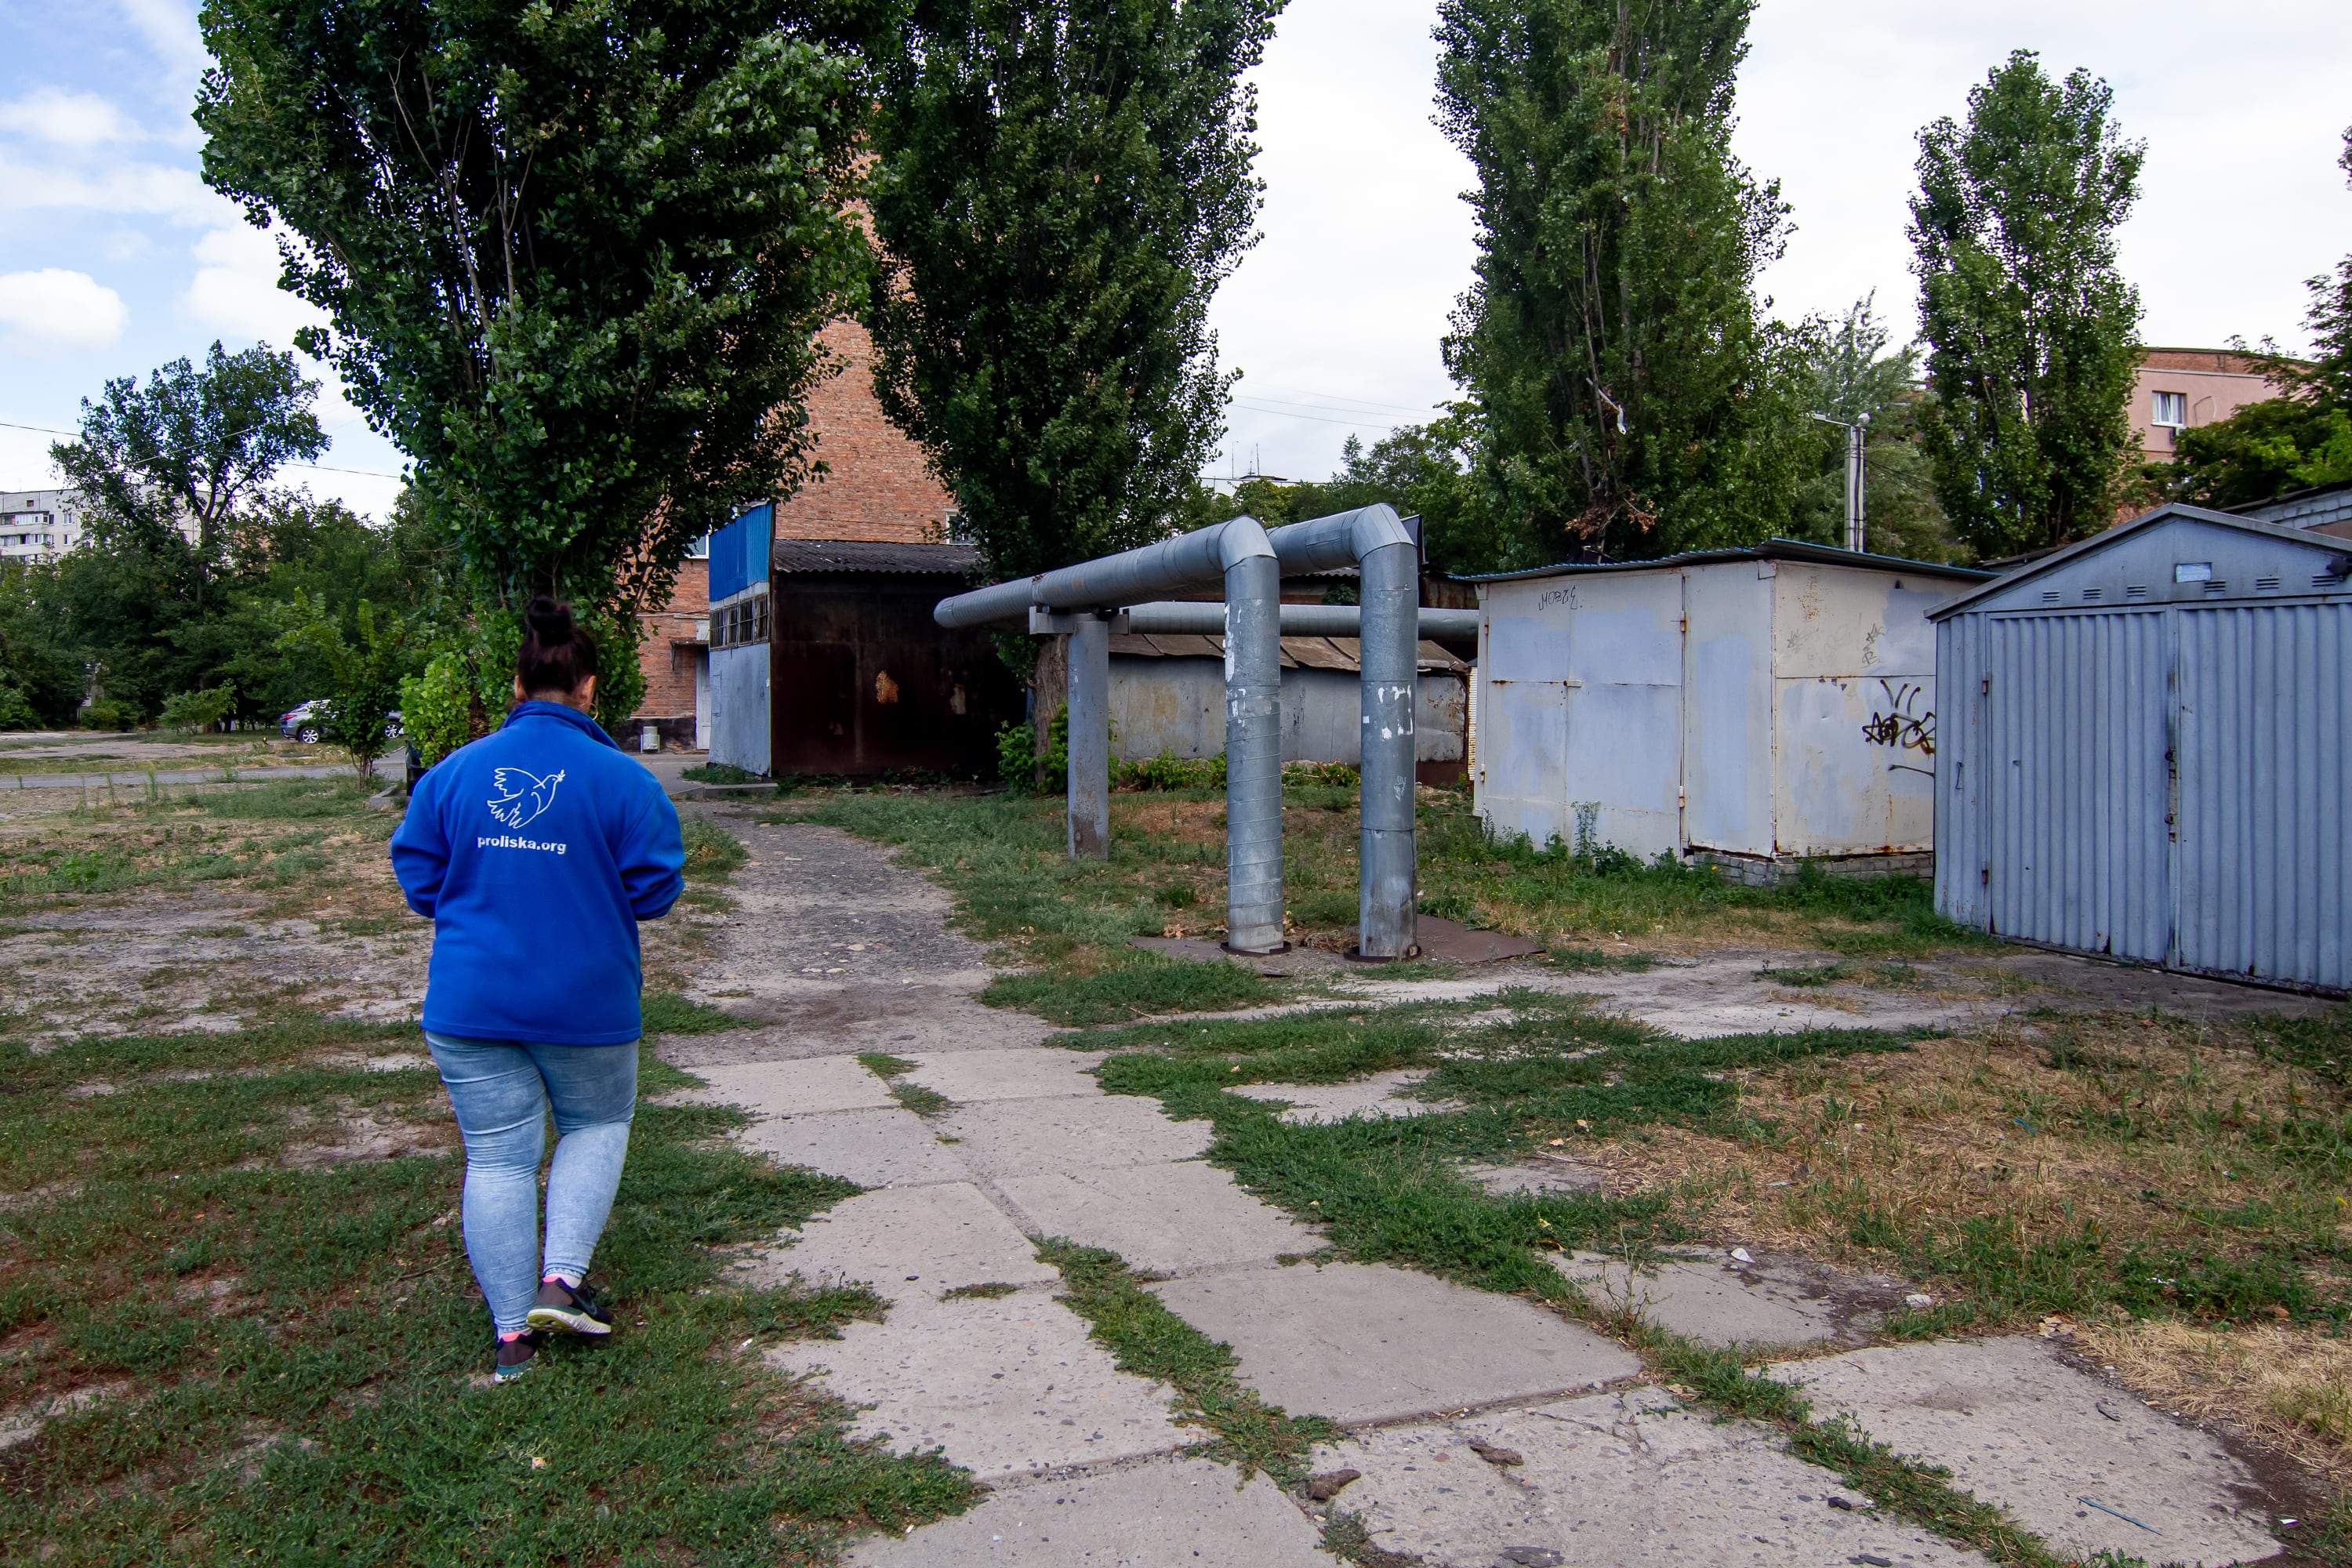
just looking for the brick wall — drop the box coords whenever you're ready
[633,557,708,720]
[629,318,955,724]
[774,320,954,542]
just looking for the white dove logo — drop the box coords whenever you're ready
[487,767,565,830]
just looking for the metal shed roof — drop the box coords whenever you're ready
[1925,503,2352,619]
[1108,632,1466,673]
[771,539,980,575]
[1453,536,1995,585]
[2228,479,2352,532]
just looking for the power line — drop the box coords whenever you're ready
[1229,401,1404,431]
[0,419,404,480]
[1245,387,1447,417]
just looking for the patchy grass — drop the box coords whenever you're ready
[1075,993,2352,1552]
[854,1052,954,1116]
[1540,1007,2352,1329]
[682,762,766,786]
[1036,1238,1335,1485]
[639,989,748,1037]
[1076,995,2132,1566]
[680,816,750,882]
[2077,1318,2352,1483]
[775,786,1992,1021]
[0,1009,978,1561]
[982,951,1275,1027]
[0,778,397,921]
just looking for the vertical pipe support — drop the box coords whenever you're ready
[1263,504,1421,960]
[1221,540,1286,953]
[1356,538,1419,958]
[1065,612,1111,859]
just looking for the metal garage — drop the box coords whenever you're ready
[1468,541,1992,882]
[1932,503,2352,993]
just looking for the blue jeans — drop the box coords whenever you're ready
[425,1033,637,1336]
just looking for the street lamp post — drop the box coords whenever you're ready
[1809,412,1869,553]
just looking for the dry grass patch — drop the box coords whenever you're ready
[1550,1010,2352,1308]
[2075,1318,2352,1481]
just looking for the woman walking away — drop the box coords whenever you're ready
[390,597,684,1382]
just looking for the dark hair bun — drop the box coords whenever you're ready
[526,596,574,641]
[515,594,600,697]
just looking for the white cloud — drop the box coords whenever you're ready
[114,0,209,85]
[1209,0,2352,483]
[0,89,145,148]
[0,425,67,491]
[180,223,325,344]
[0,144,230,227]
[0,269,129,354]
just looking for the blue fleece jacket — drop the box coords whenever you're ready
[390,702,684,1045]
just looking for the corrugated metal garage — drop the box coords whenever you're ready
[1468,542,1992,880]
[1933,503,2352,993]
[1105,632,1470,782]
[707,503,773,776]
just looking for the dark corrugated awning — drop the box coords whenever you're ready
[771,539,981,575]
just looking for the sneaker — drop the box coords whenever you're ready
[525,1277,613,1338]
[494,1333,539,1382]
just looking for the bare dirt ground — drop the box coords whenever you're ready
[0,779,721,1040]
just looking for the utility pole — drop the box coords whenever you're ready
[1809,412,1869,552]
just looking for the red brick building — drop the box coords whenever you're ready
[630,319,956,745]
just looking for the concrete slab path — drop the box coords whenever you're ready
[1551,1247,1911,1350]
[665,808,2304,1567]
[1770,1338,2282,1566]
[1310,1387,1996,1567]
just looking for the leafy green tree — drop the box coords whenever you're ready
[1186,407,1503,576]
[2165,126,2352,508]
[1436,0,1815,565]
[50,342,325,620]
[1792,296,1961,563]
[277,595,424,779]
[1911,50,2145,557]
[0,561,82,728]
[196,0,884,724]
[866,0,1283,583]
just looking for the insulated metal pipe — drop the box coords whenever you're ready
[1065,612,1110,858]
[935,521,1266,627]
[935,517,1283,952]
[1222,550,1286,953]
[1120,601,1479,640]
[1263,505,1421,960]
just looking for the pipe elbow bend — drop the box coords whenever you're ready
[1215,515,1275,572]
[1349,503,1414,561]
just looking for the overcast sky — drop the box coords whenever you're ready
[4,0,2349,517]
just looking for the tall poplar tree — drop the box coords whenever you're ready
[1435,0,1812,565]
[866,0,1283,584]
[1911,50,2144,557]
[195,0,885,724]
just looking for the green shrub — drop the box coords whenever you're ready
[158,684,239,736]
[1115,749,1225,791]
[996,703,1069,793]
[79,699,140,731]
[0,684,39,732]
[995,720,1036,792]
[397,652,476,767]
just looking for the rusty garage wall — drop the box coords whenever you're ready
[769,542,1023,777]
[1105,633,1468,771]
[1472,542,1991,877]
